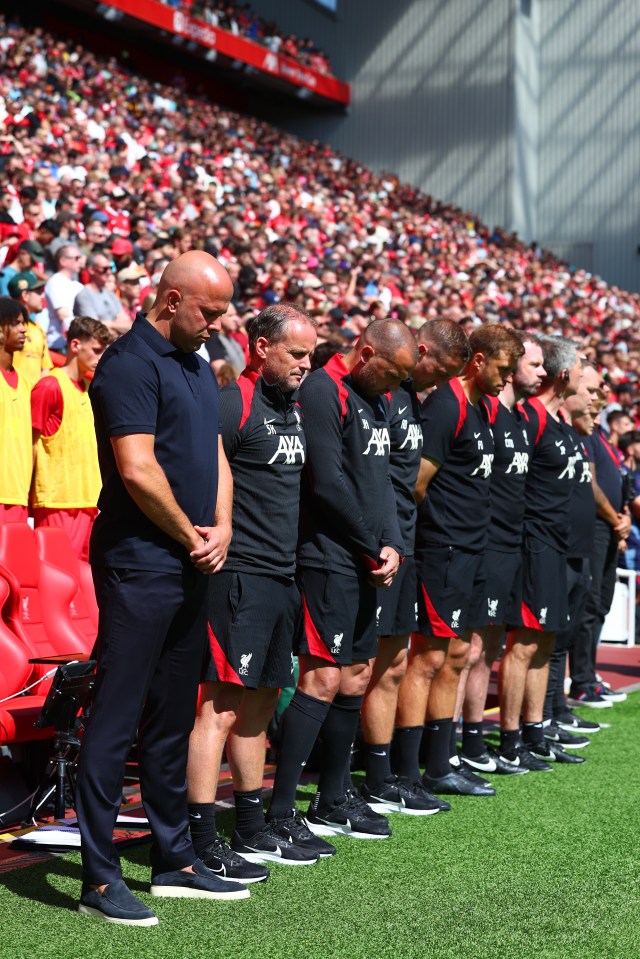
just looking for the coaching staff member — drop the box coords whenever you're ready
[76,252,248,926]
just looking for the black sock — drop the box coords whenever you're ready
[500,728,520,753]
[392,726,423,782]
[343,750,354,794]
[522,721,544,747]
[423,718,453,779]
[462,721,485,758]
[234,788,265,838]
[449,721,459,762]
[364,742,392,789]
[267,689,330,819]
[188,802,217,854]
[316,693,362,806]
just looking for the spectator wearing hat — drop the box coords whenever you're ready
[0,238,46,296]
[0,298,31,524]
[43,244,85,351]
[110,237,135,273]
[30,316,111,560]
[116,264,148,323]
[74,252,131,335]
[8,271,53,387]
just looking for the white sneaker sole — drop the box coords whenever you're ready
[566,697,613,709]
[150,885,250,899]
[305,818,390,839]
[233,849,317,866]
[367,800,439,817]
[78,904,159,925]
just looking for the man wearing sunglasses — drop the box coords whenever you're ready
[43,244,84,351]
[73,252,130,335]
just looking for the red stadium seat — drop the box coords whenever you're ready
[0,524,91,687]
[35,527,99,641]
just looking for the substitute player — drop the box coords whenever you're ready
[0,298,31,524]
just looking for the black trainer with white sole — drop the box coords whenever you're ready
[422,770,496,796]
[595,683,627,703]
[498,742,553,773]
[529,740,586,765]
[199,837,270,883]
[544,723,590,749]
[306,789,392,838]
[150,859,250,900]
[361,777,440,816]
[231,824,318,865]
[458,750,497,774]
[555,708,601,734]
[483,745,529,775]
[566,686,613,709]
[267,809,337,857]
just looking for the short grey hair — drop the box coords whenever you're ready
[538,335,579,382]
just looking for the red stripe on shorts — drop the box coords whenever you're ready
[302,595,336,663]
[520,601,543,632]
[207,624,243,685]
[421,582,457,638]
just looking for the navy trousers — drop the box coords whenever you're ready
[76,563,208,885]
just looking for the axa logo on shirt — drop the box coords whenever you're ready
[363,427,391,457]
[579,461,591,484]
[268,435,305,465]
[470,453,494,478]
[399,423,423,451]
[505,451,529,475]
[557,454,579,481]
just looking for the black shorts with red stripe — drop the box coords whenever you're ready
[519,535,569,633]
[295,567,378,665]
[415,546,485,639]
[202,570,298,689]
[376,555,418,637]
[480,548,523,629]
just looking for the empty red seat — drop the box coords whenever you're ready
[35,527,98,642]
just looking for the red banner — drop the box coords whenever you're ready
[98,0,350,104]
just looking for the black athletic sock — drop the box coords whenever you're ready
[364,743,392,789]
[522,721,544,747]
[423,718,453,780]
[188,802,217,854]
[500,728,520,753]
[392,725,423,782]
[234,788,266,838]
[449,721,459,762]
[462,721,485,758]
[343,750,354,794]
[267,689,330,819]
[316,693,363,806]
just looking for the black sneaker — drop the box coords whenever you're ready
[305,789,392,839]
[199,837,270,883]
[422,770,496,796]
[268,808,337,857]
[594,683,627,703]
[567,686,613,709]
[498,742,553,773]
[484,745,529,775]
[555,708,601,734]
[544,723,590,749]
[529,739,586,765]
[459,750,497,774]
[231,824,318,865]
[454,764,495,790]
[361,776,440,816]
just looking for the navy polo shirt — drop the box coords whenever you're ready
[89,314,220,572]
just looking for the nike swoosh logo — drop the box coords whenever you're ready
[398,406,407,414]
[264,417,276,424]
[474,432,481,439]
[371,751,387,756]
[247,798,261,803]
[209,864,226,876]
[247,843,282,857]
[501,755,520,766]
[357,408,363,413]
[504,432,511,437]
[190,813,202,820]
[555,440,563,447]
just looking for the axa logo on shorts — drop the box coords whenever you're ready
[239,652,253,676]
[363,427,390,456]
[399,423,423,451]
[268,435,305,465]
[451,609,461,630]
[331,633,343,654]
[471,453,494,478]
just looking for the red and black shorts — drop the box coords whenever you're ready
[479,548,523,629]
[376,555,418,637]
[203,570,298,689]
[295,567,378,665]
[519,536,569,634]
[415,546,486,639]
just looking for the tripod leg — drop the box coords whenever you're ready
[54,756,67,821]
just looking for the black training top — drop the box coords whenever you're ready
[584,426,624,523]
[384,381,423,557]
[482,397,530,552]
[416,379,495,555]
[566,425,596,559]
[89,313,220,572]
[521,397,575,553]
[297,353,403,577]
[220,368,305,579]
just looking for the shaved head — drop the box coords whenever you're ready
[346,319,418,397]
[361,319,419,365]
[147,251,233,352]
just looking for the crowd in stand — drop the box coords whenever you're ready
[159,0,335,75]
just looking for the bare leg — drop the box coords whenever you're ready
[361,635,409,743]
[499,628,540,732]
[187,681,243,802]
[463,626,505,722]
